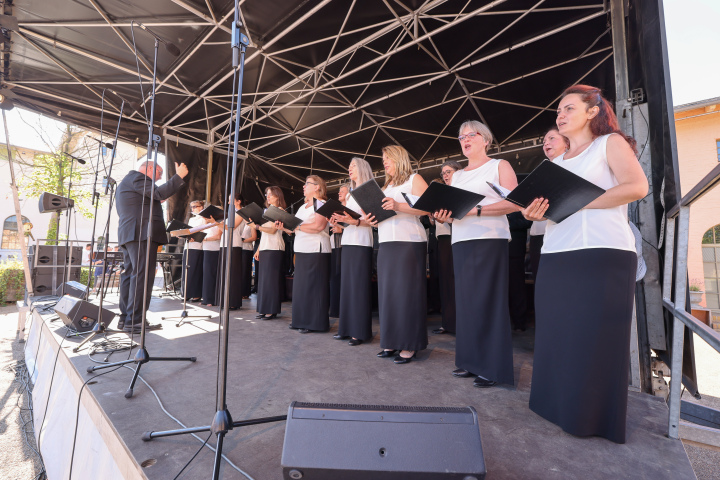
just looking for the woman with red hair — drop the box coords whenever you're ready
[522,85,648,443]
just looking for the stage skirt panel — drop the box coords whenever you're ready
[437,235,456,333]
[290,252,331,331]
[452,239,514,385]
[257,250,284,315]
[529,248,636,444]
[183,249,204,300]
[241,249,253,297]
[215,247,243,308]
[329,247,342,317]
[377,241,428,351]
[338,246,373,341]
[202,250,220,305]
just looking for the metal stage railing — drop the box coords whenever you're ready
[663,162,720,441]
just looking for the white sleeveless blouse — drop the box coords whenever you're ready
[294,202,331,253]
[187,215,204,251]
[241,223,254,251]
[435,221,451,236]
[341,194,373,247]
[378,174,427,243]
[542,134,635,253]
[450,159,510,244]
[258,211,285,251]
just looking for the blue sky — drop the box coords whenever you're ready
[1,2,718,151]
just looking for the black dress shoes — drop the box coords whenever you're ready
[256,314,267,319]
[123,322,162,334]
[333,334,349,340]
[452,368,475,378]
[473,377,498,388]
[298,328,311,334]
[376,350,398,358]
[117,318,125,330]
[393,352,416,364]
[432,327,447,334]
[265,314,277,320]
[348,338,363,346]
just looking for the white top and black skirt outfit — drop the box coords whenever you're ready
[435,220,456,333]
[256,220,285,316]
[377,174,428,352]
[215,219,245,309]
[201,222,221,305]
[450,160,514,385]
[289,202,332,332]
[241,223,254,297]
[328,230,343,318]
[337,194,374,341]
[529,134,637,444]
[183,214,204,300]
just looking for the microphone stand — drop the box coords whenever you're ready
[86,33,196,395]
[58,155,79,297]
[161,238,212,327]
[140,11,286,479]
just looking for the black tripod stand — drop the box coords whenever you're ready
[86,27,196,397]
[161,242,212,327]
[141,14,285,479]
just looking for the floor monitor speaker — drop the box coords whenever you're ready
[55,281,88,300]
[54,295,116,332]
[38,192,74,212]
[281,402,486,480]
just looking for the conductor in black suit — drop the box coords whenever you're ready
[116,160,188,332]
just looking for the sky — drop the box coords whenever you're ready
[1,1,718,152]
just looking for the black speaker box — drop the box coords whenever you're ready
[54,295,116,332]
[32,270,80,294]
[281,402,486,480]
[55,281,88,300]
[38,192,74,212]
[29,245,82,267]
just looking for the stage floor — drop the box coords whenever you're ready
[31,292,695,480]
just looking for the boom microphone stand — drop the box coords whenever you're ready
[86,25,196,396]
[161,239,212,327]
[141,12,286,479]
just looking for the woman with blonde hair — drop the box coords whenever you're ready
[250,186,287,320]
[281,175,332,334]
[367,145,429,364]
[331,157,375,346]
[435,120,520,388]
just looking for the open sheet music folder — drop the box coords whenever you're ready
[263,205,304,230]
[487,160,606,223]
[197,204,224,220]
[166,219,207,242]
[349,179,396,223]
[237,202,265,225]
[403,182,485,219]
[314,197,361,220]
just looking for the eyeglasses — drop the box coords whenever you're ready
[304,181,318,186]
[441,170,454,176]
[458,132,481,142]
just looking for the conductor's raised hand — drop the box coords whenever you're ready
[433,209,452,224]
[521,198,549,222]
[381,197,399,211]
[175,162,189,178]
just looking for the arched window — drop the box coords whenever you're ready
[1,215,31,249]
[701,224,720,310]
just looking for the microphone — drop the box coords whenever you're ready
[66,154,87,164]
[134,22,181,56]
[109,90,142,113]
[86,136,114,150]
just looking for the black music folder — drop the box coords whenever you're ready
[487,160,606,223]
[403,182,485,219]
[166,219,207,242]
[237,202,265,224]
[197,204,224,220]
[349,179,397,223]
[263,205,304,230]
[314,197,361,220]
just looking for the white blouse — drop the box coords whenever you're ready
[220,216,246,248]
[241,223,254,251]
[378,174,427,244]
[450,159,510,244]
[187,215,204,251]
[202,224,221,251]
[542,134,635,254]
[436,221,451,237]
[341,194,373,247]
[294,202,331,253]
[530,220,547,236]
[257,219,285,251]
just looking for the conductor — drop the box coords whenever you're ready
[116,160,188,332]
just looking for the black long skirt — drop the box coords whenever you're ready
[202,250,220,305]
[377,242,427,351]
[241,249,253,297]
[215,247,243,308]
[290,252,331,331]
[529,248,636,444]
[329,247,342,317]
[257,250,284,315]
[529,235,543,281]
[437,235,456,333]
[183,249,203,300]
[453,239,514,385]
[338,246,373,341]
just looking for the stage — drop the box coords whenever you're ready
[24,292,696,480]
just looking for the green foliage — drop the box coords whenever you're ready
[0,261,25,303]
[46,213,59,245]
[80,266,95,288]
